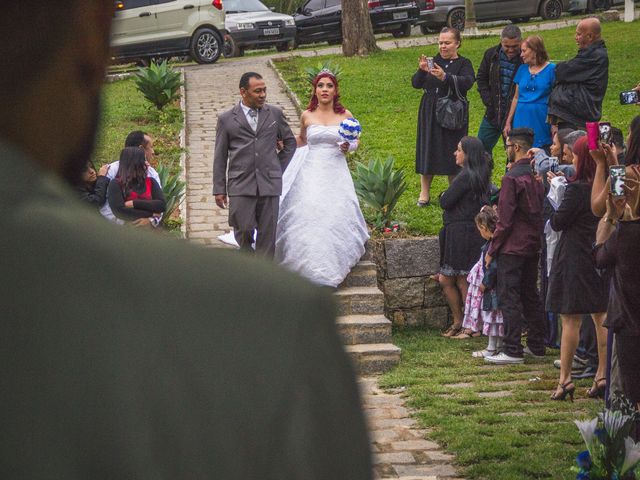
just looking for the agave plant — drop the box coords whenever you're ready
[572,394,640,479]
[134,60,183,110]
[352,156,407,230]
[156,161,186,228]
[304,61,343,83]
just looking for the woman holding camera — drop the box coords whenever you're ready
[412,27,475,207]
[546,136,608,401]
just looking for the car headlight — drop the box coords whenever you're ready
[284,18,295,26]
[236,22,255,30]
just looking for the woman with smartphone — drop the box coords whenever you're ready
[546,136,608,401]
[503,35,555,151]
[412,27,475,207]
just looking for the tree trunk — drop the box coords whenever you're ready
[463,0,479,35]
[342,0,380,56]
[624,0,634,22]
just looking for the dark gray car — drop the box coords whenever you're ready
[419,0,570,32]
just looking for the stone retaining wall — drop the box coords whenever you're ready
[370,237,451,329]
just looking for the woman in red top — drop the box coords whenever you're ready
[107,146,166,223]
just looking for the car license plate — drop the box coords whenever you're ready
[263,27,280,35]
[393,12,408,20]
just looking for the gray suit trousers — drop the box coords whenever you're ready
[229,195,279,257]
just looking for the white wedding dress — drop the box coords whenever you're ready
[275,124,369,287]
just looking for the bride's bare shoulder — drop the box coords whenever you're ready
[342,109,354,118]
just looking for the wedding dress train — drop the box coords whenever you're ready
[275,124,369,287]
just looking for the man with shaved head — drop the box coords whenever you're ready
[0,2,371,479]
[548,17,608,130]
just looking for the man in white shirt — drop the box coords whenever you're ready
[100,130,162,226]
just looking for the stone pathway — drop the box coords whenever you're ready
[182,56,463,479]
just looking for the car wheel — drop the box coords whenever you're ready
[540,0,562,20]
[190,27,223,64]
[510,17,530,23]
[447,8,465,31]
[588,0,611,11]
[222,35,243,58]
[392,23,412,38]
[419,24,437,35]
[275,41,292,52]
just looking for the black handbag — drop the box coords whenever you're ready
[435,75,468,131]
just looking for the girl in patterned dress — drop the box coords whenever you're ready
[461,206,504,357]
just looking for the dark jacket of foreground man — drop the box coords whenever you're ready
[0,139,372,480]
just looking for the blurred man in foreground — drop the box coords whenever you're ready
[0,2,371,478]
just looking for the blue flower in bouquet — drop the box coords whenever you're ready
[338,117,362,143]
[576,450,592,470]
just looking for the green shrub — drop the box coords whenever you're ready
[353,156,407,230]
[134,60,183,110]
[304,60,343,84]
[157,161,186,227]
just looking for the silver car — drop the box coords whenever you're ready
[419,0,570,32]
[223,0,296,57]
[568,0,626,12]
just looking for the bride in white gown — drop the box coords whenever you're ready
[275,70,369,288]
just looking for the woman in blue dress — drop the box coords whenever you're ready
[503,35,556,150]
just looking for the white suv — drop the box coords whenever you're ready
[111,0,227,64]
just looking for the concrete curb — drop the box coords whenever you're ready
[268,58,303,116]
[178,68,188,239]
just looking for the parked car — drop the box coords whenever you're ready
[568,0,626,12]
[292,0,420,47]
[418,0,570,32]
[223,0,296,57]
[111,0,227,65]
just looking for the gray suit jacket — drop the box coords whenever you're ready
[213,103,296,197]
[0,139,371,479]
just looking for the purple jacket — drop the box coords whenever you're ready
[488,158,544,257]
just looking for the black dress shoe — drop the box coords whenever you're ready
[573,365,597,379]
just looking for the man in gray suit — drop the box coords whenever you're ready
[213,72,296,257]
[0,2,371,479]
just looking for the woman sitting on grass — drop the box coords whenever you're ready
[107,146,166,225]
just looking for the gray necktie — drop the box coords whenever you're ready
[248,108,258,132]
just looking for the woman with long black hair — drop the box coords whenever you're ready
[437,136,492,337]
[107,146,166,224]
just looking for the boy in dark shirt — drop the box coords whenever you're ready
[485,128,546,364]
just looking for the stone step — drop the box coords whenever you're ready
[336,314,392,345]
[341,261,377,288]
[335,286,384,316]
[345,343,401,375]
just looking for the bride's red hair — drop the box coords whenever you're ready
[306,72,346,114]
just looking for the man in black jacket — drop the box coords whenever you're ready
[548,18,609,130]
[476,25,523,156]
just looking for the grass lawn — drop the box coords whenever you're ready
[379,329,603,480]
[94,78,183,174]
[274,20,640,235]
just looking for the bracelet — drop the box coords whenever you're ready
[603,217,617,225]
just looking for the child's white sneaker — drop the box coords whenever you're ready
[472,349,497,358]
[484,352,524,365]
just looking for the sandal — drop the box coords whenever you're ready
[416,196,430,207]
[442,325,463,337]
[452,328,481,339]
[551,381,575,402]
[586,377,607,399]
[472,349,497,358]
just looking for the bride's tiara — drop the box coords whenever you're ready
[317,67,335,77]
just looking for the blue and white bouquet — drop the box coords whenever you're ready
[338,117,362,146]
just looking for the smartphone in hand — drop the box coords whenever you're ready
[610,165,626,197]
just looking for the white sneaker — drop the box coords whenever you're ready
[472,349,498,358]
[523,346,545,359]
[484,352,524,365]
